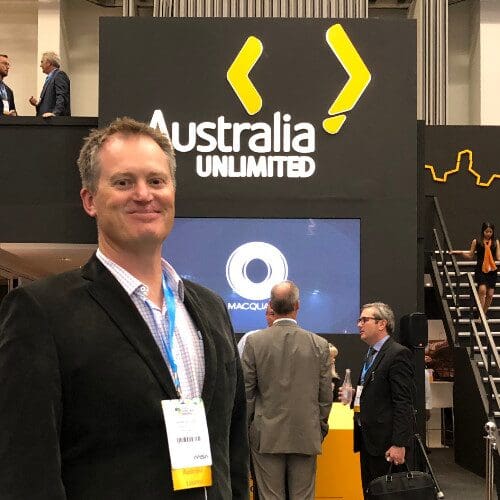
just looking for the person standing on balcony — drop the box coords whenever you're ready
[0,54,17,116]
[451,221,500,314]
[29,51,71,117]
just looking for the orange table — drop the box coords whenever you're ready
[249,403,363,499]
[315,403,363,499]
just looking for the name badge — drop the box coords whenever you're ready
[2,99,9,113]
[353,385,363,413]
[162,398,213,491]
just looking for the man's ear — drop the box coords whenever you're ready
[80,188,97,218]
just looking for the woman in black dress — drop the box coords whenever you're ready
[452,222,500,314]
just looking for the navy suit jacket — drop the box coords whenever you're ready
[0,255,249,499]
[37,69,71,116]
[0,83,15,115]
[354,336,415,456]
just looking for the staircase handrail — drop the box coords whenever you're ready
[466,272,500,418]
[432,229,459,311]
[429,196,462,308]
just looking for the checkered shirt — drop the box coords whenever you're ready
[96,249,205,399]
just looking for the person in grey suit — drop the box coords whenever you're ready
[242,280,332,500]
[29,51,71,117]
[0,117,248,499]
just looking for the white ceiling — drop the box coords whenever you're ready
[0,243,96,278]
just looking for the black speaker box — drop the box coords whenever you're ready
[399,312,428,348]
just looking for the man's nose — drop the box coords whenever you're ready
[132,180,153,201]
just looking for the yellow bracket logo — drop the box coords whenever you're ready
[323,24,371,134]
[227,36,263,115]
[425,149,500,188]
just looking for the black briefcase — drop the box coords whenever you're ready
[366,464,437,499]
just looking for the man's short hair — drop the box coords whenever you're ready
[77,116,176,193]
[42,51,61,68]
[269,280,299,315]
[362,302,395,334]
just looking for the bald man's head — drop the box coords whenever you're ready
[269,280,299,318]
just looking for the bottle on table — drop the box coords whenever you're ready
[340,368,353,405]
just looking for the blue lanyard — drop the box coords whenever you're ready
[360,353,376,385]
[146,275,180,395]
[162,276,180,394]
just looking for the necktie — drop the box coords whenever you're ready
[366,346,376,366]
[361,347,377,385]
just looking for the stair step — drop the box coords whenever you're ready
[459,332,500,337]
[478,361,497,368]
[459,318,500,324]
[443,282,478,288]
[483,377,500,383]
[473,346,500,353]
[446,294,500,300]
[450,306,500,312]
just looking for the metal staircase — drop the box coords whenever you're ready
[428,195,500,429]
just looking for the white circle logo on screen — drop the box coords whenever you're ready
[226,242,288,301]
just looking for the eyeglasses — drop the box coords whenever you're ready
[357,316,380,324]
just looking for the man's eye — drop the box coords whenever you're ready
[113,179,131,188]
[150,178,166,186]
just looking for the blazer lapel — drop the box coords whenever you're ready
[40,69,57,99]
[362,337,393,388]
[183,283,217,410]
[82,255,179,399]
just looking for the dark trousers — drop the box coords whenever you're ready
[250,454,260,500]
[359,432,407,497]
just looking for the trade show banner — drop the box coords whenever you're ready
[100,18,416,211]
[99,18,418,330]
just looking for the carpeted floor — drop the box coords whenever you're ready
[428,447,497,499]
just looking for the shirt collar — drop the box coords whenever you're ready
[373,334,390,352]
[272,318,298,325]
[96,248,184,301]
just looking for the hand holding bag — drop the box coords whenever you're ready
[366,463,437,499]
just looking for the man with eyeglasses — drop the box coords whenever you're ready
[351,302,414,495]
[0,54,17,117]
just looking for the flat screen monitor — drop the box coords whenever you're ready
[162,218,360,334]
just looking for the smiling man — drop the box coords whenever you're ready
[353,302,414,497]
[0,117,248,499]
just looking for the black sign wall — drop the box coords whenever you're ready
[100,17,417,328]
[425,125,500,250]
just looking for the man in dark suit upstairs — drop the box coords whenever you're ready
[29,51,71,117]
[242,280,332,500]
[0,54,17,116]
[0,117,248,499]
[350,302,414,495]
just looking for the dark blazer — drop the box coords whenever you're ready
[0,255,248,500]
[354,336,414,456]
[0,83,15,115]
[37,69,71,116]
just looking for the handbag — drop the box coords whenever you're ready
[366,463,437,499]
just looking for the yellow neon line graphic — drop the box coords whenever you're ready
[323,24,372,135]
[226,36,263,115]
[425,149,500,188]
